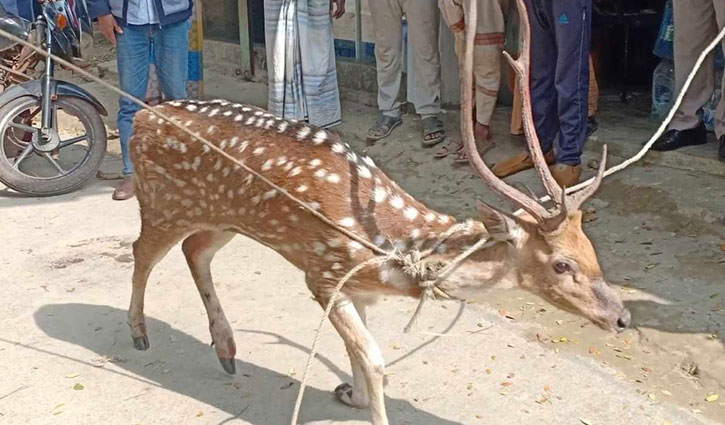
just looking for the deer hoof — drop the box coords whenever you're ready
[219,357,236,375]
[334,383,357,407]
[132,335,150,351]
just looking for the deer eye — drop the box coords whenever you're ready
[553,261,571,274]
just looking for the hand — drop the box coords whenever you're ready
[97,14,123,47]
[330,0,345,19]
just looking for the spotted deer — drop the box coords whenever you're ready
[127,0,629,423]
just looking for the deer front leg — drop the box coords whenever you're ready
[326,297,389,425]
[335,297,371,408]
[182,230,237,374]
[129,226,184,351]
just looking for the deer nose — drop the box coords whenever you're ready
[616,309,631,332]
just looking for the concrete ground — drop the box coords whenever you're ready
[1,66,724,425]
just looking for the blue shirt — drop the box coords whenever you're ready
[125,0,158,25]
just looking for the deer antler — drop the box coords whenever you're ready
[461,0,607,232]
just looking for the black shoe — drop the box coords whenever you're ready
[587,116,598,137]
[650,122,707,152]
[719,135,725,160]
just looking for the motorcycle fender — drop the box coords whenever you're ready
[0,79,108,116]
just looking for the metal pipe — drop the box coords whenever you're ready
[354,0,362,62]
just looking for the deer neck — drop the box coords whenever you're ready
[376,220,519,298]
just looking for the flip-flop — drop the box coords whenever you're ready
[367,115,402,142]
[422,116,446,147]
[434,140,464,159]
[453,140,496,164]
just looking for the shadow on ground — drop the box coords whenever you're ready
[32,303,463,425]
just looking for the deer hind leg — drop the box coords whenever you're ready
[325,296,389,425]
[335,297,372,408]
[182,230,237,374]
[129,224,185,351]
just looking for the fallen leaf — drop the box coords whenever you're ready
[196,411,204,417]
[648,393,656,400]
[721,242,725,251]
[706,394,720,402]
[467,383,473,390]
[535,397,549,404]
[53,403,65,410]
[499,389,509,396]
[624,337,632,345]
[72,383,84,391]
[232,379,243,389]
[580,419,593,425]
[544,385,551,392]
[712,302,723,312]
[555,320,564,326]
[661,390,672,396]
[588,346,597,354]
[645,263,658,270]
[288,368,296,377]
[500,382,513,387]
[65,373,80,378]
[485,368,492,375]
[662,421,672,425]
[476,414,484,419]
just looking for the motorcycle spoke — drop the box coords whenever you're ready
[11,144,34,170]
[8,121,38,133]
[43,152,67,176]
[58,134,88,148]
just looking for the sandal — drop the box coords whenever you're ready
[434,139,464,159]
[422,116,446,147]
[367,115,402,142]
[453,139,496,164]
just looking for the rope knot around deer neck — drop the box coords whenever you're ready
[393,249,448,284]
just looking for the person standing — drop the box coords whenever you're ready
[87,0,192,201]
[264,0,345,129]
[650,0,724,160]
[366,0,446,147]
[438,0,509,163]
[493,0,592,188]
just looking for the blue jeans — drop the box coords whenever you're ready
[525,0,591,166]
[116,20,190,175]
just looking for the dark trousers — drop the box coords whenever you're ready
[524,0,591,166]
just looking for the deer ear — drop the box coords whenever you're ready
[476,200,525,243]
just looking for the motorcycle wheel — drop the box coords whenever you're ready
[0,95,107,196]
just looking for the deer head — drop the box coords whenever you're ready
[453,0,630,332]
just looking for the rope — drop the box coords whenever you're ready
[513,25,725,215]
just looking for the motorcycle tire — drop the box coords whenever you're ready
[0,95,107,196]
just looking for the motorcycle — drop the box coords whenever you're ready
[0,0,107,196]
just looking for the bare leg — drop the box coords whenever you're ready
[335,297,372,408]
[327,297,389,425]
[182,230,237,374]
[129,225,184,350]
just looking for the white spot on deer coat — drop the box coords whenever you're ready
[331,143,345,153]
[263,189,277,200]
[339,217,355,227]
[327,173,340,183]
[357,165,372,179]
[404,207,419,220]
[390,196,404,209]
[425,212,436,222]
[253,147,265,156]
[262,159,273,171]
[296,185,308,192]
[309,158,321,167]
[312,130,327,144]
[297,127,311,140]
[289,166,302,176]
[234,114,244,122]
[373,187,387,203]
